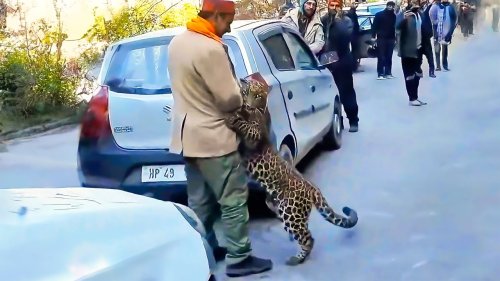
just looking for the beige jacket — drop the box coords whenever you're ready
[282,8,325,55]
[167,31,242,158]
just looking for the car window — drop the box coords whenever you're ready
[223,39,249,79]
[359,17,372,31]
[261,34,295,71]
[104,36,248,95]
[282,32,317,70]
[104,37,171,95]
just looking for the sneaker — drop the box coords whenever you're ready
[377,75,386,80]
[409,100,422,106]
[444,67,450,71]
[436,67,442,71]
[429,71,436,78]
[226,256,273,277]
[384,74,395,79]
[417,99,427,105]
[213,246,227,262]
[349,124,359,133]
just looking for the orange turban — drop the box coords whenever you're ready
[201,0,236,14]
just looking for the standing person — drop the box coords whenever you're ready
[282,0,325,55]
[421,0,437,77]
[167,0,273,277]
[346,1,363,72]
[429,0,458,71]
[397,0,428,106]
[321,0,360,132]
[460,2,474,37]
[493,3,499,32]
[372,1,397,80]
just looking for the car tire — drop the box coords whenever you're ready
[278,143,294,166]
[322,98,343,150]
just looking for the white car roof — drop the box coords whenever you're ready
[110,19,279,47]
[0,188,211,281]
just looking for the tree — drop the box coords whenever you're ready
[84,0,198,44]
[235,0,284,19]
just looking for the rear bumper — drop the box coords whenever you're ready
[77,137,188,201]
[77,137,264,202]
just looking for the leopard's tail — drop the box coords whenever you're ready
[313,189,358,229]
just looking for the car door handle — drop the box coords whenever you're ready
[287,90,293,100]
[310,85,316,92]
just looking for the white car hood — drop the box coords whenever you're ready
[0,188,210,281]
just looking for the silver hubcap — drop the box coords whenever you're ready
[334,112,341,135]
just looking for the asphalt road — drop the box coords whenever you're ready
[1,24,499,281]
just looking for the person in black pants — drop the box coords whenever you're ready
[397,0,427,106]
[321,0,360,132]
[372,1,397,80]
[347,1,362,72]
[420,0,436,78]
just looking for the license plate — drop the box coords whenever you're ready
[141,165,186,183]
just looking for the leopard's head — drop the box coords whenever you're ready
[241,79,268,113]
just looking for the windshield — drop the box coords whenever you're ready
[104,36,248,95]
[368,5,386,14]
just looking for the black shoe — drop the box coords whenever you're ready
[436,67,442,71]
[349,124,359,133]
[213,247,227,262]
[429,71,436,78]
[444,67,450,71]
[226,256,273,277]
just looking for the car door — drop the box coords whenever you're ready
[358,15,374,58]
[254,26,315,159]
[281,29,335,147]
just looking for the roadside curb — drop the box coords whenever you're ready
[0,117,79,142]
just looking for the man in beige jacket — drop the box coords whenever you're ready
[167,0,272,277]
[282,0,325,55]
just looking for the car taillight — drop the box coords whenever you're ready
[79,85,111,140]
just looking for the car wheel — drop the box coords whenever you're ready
[322,99,343,150]
[279,143,294,166]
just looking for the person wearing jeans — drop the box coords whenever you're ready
[429,0,457,71]
[372,1,397,80]
[397,0,428,106]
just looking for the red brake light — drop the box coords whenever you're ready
[80,86,111,139]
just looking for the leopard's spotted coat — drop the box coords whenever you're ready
[225,79,358,266]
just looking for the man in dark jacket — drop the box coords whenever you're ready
[420,0,436,77]
[372,1,397,80]
[397,0,428,106]
[321,0,360,132]
[346,1,362,72]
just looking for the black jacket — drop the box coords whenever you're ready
[421,4,433,39]
[321,14,353,60]
[372,9,396,39]
[346,7,360,36]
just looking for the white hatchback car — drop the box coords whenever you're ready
[77,20,343,202]
[0,188,217,281]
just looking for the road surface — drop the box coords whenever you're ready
[1,26,499,281]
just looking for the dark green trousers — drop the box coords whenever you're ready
[184,151,251,265]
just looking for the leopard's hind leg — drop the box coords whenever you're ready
[283,220,315,266]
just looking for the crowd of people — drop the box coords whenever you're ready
[166,0,497,278]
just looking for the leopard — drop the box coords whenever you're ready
[225,78,358,266]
